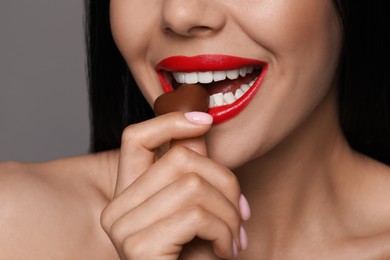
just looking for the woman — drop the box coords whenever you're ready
[1,0,389,258]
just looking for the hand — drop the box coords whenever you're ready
[101,112,250,259]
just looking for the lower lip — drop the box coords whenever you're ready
[209,66,268,124]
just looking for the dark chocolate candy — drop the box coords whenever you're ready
[154,84,209,116]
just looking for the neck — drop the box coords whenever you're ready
[235,87,357,248]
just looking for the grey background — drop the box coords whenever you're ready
[0,0,90,162]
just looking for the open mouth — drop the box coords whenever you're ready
[169,66,262,108]
[156,55,268,124]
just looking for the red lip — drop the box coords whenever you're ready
[157,55,263,72]
[156,54,268,124]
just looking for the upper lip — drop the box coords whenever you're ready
[156,54,266,72]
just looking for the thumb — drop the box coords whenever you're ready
[170,112,211,156]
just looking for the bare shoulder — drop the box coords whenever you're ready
[322,154,390,258]
[367,160,390,258]
[0,161,54,225]
[0,161,59,257]
[345,156,390,251]
[356,157,390,224]
[0,155,117,259]
[362,157,390,219]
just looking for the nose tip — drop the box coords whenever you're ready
[161,0,226,37]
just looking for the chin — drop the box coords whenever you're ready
[206,141,259,170]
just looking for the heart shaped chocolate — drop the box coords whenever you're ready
[154,84,210,116]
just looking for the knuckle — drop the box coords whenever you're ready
[220,170,241,201]
[164,145,195,172]
[123,235,145,259]
[186,205,207,224]
[121,124,141,144]
[180,172,206,195]
[221,170,240,191]
[167,145,193,163]
[100,206,114,233]
[110,219,127,243]
[100,204,128,244]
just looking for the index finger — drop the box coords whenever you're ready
[114,111,212,197]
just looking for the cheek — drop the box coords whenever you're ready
[110,0,164,105]
[207,1,341,168]
[240,0,340,57]
[244,0,341,114]
[110,0,160,62]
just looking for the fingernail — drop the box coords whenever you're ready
[232,240,238,258]
[240,226,248,250]
[239,194,251,221]
[184,112,213,124]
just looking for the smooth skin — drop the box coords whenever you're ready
[2,0,390,259]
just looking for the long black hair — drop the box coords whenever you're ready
[85,0,390,165]
[85,0,154,152]
[334,0,390,164]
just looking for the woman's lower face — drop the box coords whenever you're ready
[109,0,343,168]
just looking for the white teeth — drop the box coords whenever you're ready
[241,84,250,92]
[172,66,258,84]
[198,71,213,84]
[209,96,215,108]
[173,72,185,83]
[208,77,259,108]
[185,72,198,84]
[224,93,236,104]
[239,67,247,77]
[235,89,244,99]
[213,71,227,82]
[212,93,224,106]
[226,69,239,80]
[170,67,261,109]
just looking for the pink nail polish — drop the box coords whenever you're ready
[239,194,251,221]
[184,112,213,124]
[240,226,248,250]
